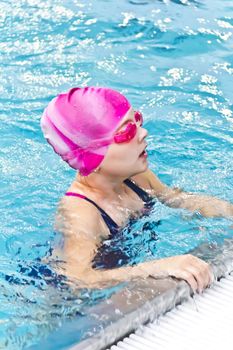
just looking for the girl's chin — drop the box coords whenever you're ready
[137,159,149,172]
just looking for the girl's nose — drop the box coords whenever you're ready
[138,126,148,142]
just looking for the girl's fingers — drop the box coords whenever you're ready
[170,270,198,293]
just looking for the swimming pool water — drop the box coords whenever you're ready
[0,0,233,348]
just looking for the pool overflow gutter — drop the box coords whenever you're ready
[28,239,233,350]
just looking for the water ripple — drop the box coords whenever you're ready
[0,0,233,348]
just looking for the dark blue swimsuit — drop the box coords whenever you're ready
[66,179,156,269]
[5,180,156,287]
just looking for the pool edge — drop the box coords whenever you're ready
[28,239,233,350]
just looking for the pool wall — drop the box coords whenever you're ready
[28,238,233,350]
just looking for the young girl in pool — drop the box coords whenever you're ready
[41,87,233,292]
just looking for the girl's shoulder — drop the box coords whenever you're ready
[55,193,108,240]
[131,169,167,196]
[130,168,154,190]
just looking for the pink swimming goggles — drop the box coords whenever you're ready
[113,110,143,144]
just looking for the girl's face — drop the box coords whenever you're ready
[100,107,148,178]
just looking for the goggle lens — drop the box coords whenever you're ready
[113,110,143,144]
[114,122,137,143]
[134,110,143,125]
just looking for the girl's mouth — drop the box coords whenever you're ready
[139,149,147,158]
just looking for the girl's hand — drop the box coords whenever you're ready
[141,254,213,293]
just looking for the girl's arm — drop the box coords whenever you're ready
[54,201,213,292]
[142,169,233,218]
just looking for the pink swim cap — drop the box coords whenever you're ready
[41,87,131,175]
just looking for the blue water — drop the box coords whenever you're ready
[1,0,233,348]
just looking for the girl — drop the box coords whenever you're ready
[41,87,232,291]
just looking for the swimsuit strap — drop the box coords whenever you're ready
[124,178,152,203]
[65,179,153,235]
[65,192,119,234]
